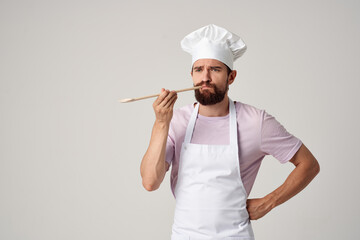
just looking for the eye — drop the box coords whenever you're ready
[211,68,220,72]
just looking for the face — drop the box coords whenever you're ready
[191,59,236,105]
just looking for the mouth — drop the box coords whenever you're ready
[200,85,213,90]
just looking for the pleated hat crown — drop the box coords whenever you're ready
[181,24,247,70]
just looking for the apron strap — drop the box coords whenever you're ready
[229,98,238,147]
[184,102,200,144]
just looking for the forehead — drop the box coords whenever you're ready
[193,59,226,68]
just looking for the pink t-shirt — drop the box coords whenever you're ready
[165,101,302,197]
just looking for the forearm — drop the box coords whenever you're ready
[265,145,320,209]
[247,144,320,220]
[140,120,170,191]
[266,162,319,209]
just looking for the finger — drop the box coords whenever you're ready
[169,94,178,108]
[167,98,177,110]
[158,90,172,107]
[154,89,169,105]
[159,90,176,107]
[164,93,177,108]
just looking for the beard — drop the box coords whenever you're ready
[194,80,228,105]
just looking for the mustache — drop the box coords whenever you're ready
[194,82,215,88]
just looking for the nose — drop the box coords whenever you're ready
[201,68,211,83]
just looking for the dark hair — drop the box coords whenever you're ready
[225,65,232,76]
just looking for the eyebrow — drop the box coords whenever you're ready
[210,66,222,69]
[193,66,223,70]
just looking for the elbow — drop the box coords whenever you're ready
[308,157,320,179]
[313,159,320,176]
[142,179,160,192]
[140,168,161,191]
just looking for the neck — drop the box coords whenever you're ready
[198,96,230,117]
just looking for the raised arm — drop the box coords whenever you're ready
[140,89,177,191]
[246,143,320,220]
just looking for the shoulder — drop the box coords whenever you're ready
[234,100,265,121]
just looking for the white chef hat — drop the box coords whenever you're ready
[181,24,247,70]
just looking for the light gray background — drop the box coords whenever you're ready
[1,0,359,239]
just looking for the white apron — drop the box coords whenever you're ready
[171,99,254,240]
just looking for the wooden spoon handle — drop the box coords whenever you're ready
[119,86,201,103]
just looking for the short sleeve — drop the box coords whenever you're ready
[260,110,302,163]
[165,124,175,165]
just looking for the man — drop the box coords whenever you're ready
[140,24,320,240]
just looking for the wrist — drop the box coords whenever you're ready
[154,119,170,129]
[264,192,279,210]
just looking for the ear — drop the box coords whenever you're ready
[228,70,237,85]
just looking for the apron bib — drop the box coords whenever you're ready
[171,99,254,240]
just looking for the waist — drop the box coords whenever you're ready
[172,208,254,239]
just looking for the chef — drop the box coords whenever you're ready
[140,24,320,240]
